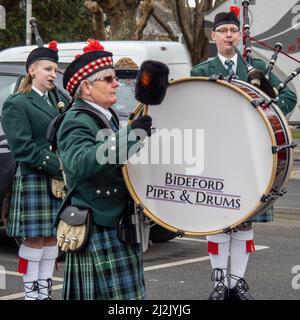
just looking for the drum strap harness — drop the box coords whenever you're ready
[48,105,142,246]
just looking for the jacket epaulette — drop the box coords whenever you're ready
[192,59,210,70]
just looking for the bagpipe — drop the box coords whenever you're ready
[231,1,300,99]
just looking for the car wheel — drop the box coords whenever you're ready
[149,224,177,243]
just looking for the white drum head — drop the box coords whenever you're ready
[123,78,277,235]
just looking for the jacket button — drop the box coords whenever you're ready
[96,190,101,195]
[106,190,111,196]
[42,161,46,165]
[110,146,116,151]
[111,136,116,141]
[46,156,50,160]
[38,166,42,170]
[114,188,118,193]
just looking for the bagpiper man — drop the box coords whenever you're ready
[1,41,63,300]
[191,11,296,300]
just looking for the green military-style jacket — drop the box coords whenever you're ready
[190,55,297,116]
[56,98,141,227]
[1,89,62,176]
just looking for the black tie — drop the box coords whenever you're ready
[109,117,118,133]
[225,60,235,77]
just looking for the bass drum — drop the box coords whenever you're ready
[122,77,294,236]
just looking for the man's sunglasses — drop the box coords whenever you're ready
[94,75,119,83]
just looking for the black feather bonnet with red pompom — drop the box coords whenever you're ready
[26,40,59,71]
[63,38,114,96]
[135,60,169,105]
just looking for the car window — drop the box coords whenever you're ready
[0,75,19,116]
[113,78,138,116]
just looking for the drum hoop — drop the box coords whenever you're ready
[122,77,279,235]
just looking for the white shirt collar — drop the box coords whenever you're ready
[218,53,238,72]
[82,99,112,121]
[32,85,47,97]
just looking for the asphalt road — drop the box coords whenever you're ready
[0,164,299,301]
[0,212,299,301]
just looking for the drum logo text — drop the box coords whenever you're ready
[145,172,241,210]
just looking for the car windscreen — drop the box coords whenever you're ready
[113,77,138,117]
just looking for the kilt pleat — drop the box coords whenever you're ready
[250,205,274,223]
[7,165,61,238]
[62,224,145,300]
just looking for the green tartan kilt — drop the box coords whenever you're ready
[62,224,146,300]
[249,205,274,223]
[7,166,61,238]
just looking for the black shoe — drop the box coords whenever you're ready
[24,280,39,300]
[229,277,254,300]
[37,278,53,300]
[208,268,229,300]
[208,283,229,300]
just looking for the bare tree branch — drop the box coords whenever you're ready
[84,0,108,40]
[152,9,177,41]
[135,0,154,40]
[175,0,193,52]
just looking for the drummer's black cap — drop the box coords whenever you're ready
[213,12,240,31]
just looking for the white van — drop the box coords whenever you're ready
[0,41,192,81]
[0,41,192,249]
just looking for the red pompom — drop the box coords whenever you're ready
[230,5,240,18]
[48,40,58,52]
[83,38,105,53]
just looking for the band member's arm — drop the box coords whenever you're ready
[1,99,61,176]
[254,59,297,116]
[268,72,297,116]
[57,111,142,181]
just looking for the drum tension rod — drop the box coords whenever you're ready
[209,74,224,82]
[260,193,275,203]
[261,187,288,203]
[176,230,185,238]
[272,143,297,154]
[273,188,287,197]
[250,98,265,108]
[222,227,232,234]
[226,74,238,83]
[136,204,145,214]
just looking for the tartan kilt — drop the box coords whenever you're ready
[7,166,61,238]
[62,224,146,300]
[249,205,274,223]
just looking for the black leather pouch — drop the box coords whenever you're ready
[56,206,92,253]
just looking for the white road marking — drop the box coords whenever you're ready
[274,206,300,212]
[0,285,63,300]
[144,245,269,271]
[0,269,63,281]
[0,242,269,300]
[290,170,300,179]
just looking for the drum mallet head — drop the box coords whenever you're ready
[135,60,169,105]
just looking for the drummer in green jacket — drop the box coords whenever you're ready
[190,12,296,300]
[56,39,152,300]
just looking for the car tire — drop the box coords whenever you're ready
[149,224,177,243]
